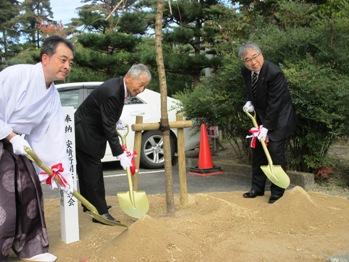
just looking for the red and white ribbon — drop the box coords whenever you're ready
[246,126,260,148]
[122,145,138,176]
[246,125,268,148]
[39,163,69,190]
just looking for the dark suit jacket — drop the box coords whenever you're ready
[75,78,124,159]
[242,60,296,141]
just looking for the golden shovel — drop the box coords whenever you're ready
[116,126,149,219]
[245,112,290,189]
[24,147,127,227]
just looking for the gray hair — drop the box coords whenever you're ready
[238,42,262,59]
[127,64,151,81]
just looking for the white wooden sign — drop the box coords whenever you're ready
[60,107,79,243]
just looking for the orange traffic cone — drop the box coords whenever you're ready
[189,123,223,176]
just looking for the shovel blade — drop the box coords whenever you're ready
[118,191,149,219]
[260,165,290,189]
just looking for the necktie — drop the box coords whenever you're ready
[251,72,258,98]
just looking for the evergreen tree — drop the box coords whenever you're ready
[0,0,21,65]
[126,0,229,93]
[71,0,145,33]
[69,0,151,82]
[19,0,54,48]
[162,0,225,86]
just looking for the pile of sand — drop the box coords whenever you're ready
[15,186,349,261]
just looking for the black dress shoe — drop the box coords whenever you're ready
[92,212,120,224]
[83,205,111,212]
[268,194,283,204]
[243,190,264,198]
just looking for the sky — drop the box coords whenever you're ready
[50,0,83,24]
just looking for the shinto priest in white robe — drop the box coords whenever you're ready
[0,62,71,187]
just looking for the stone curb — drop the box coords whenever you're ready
[186,158,315,190]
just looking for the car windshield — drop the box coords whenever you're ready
[59,88,80,108]
[58,85,147,108]
[125,96,144,105]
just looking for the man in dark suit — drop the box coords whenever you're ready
[75,64,151,223]
[239,43,296,204]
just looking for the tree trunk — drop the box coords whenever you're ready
[2,30,8,57]
[155,0,175,215]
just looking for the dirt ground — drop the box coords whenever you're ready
[32,186,348,262]
[8,140,349,262]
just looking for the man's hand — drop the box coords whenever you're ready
[243,101,254,113]
[9,134,31,155]
[116,151,132,170]
[257,126,268,142]
[116,120,126,130]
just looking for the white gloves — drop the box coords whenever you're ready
[116,151,132,170]
[257,126,268,142]
[243,101,254,113]
[9,134,32,155]
[116,120,126,130]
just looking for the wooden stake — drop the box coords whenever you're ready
[132,120,192,131]
[176,113,188,206]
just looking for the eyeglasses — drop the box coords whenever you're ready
[243,53,261,64]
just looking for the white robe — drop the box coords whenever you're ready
[0,63,70,182]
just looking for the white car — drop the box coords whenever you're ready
[56,82,199,168]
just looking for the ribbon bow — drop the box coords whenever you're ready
[122,145,138,176]
[39,163,69,190]
[246,125,268,148]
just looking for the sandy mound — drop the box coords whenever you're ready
[10,187,349,261]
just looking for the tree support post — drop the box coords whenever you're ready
[176,113,188,206]
[132,116,193,212]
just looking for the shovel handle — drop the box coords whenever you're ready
[25,147,52,176]
[25,147,69,187]
[125,167,136,205]
[116,125,129,145]
[24,147,99,214]
[244,111,274,166]
[116,125,136,206]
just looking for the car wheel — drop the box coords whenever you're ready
[140,131,175,169]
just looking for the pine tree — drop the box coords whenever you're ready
[19,0,54,48]
[0,0,21,64]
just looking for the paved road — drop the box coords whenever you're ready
[43,162,251,199]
